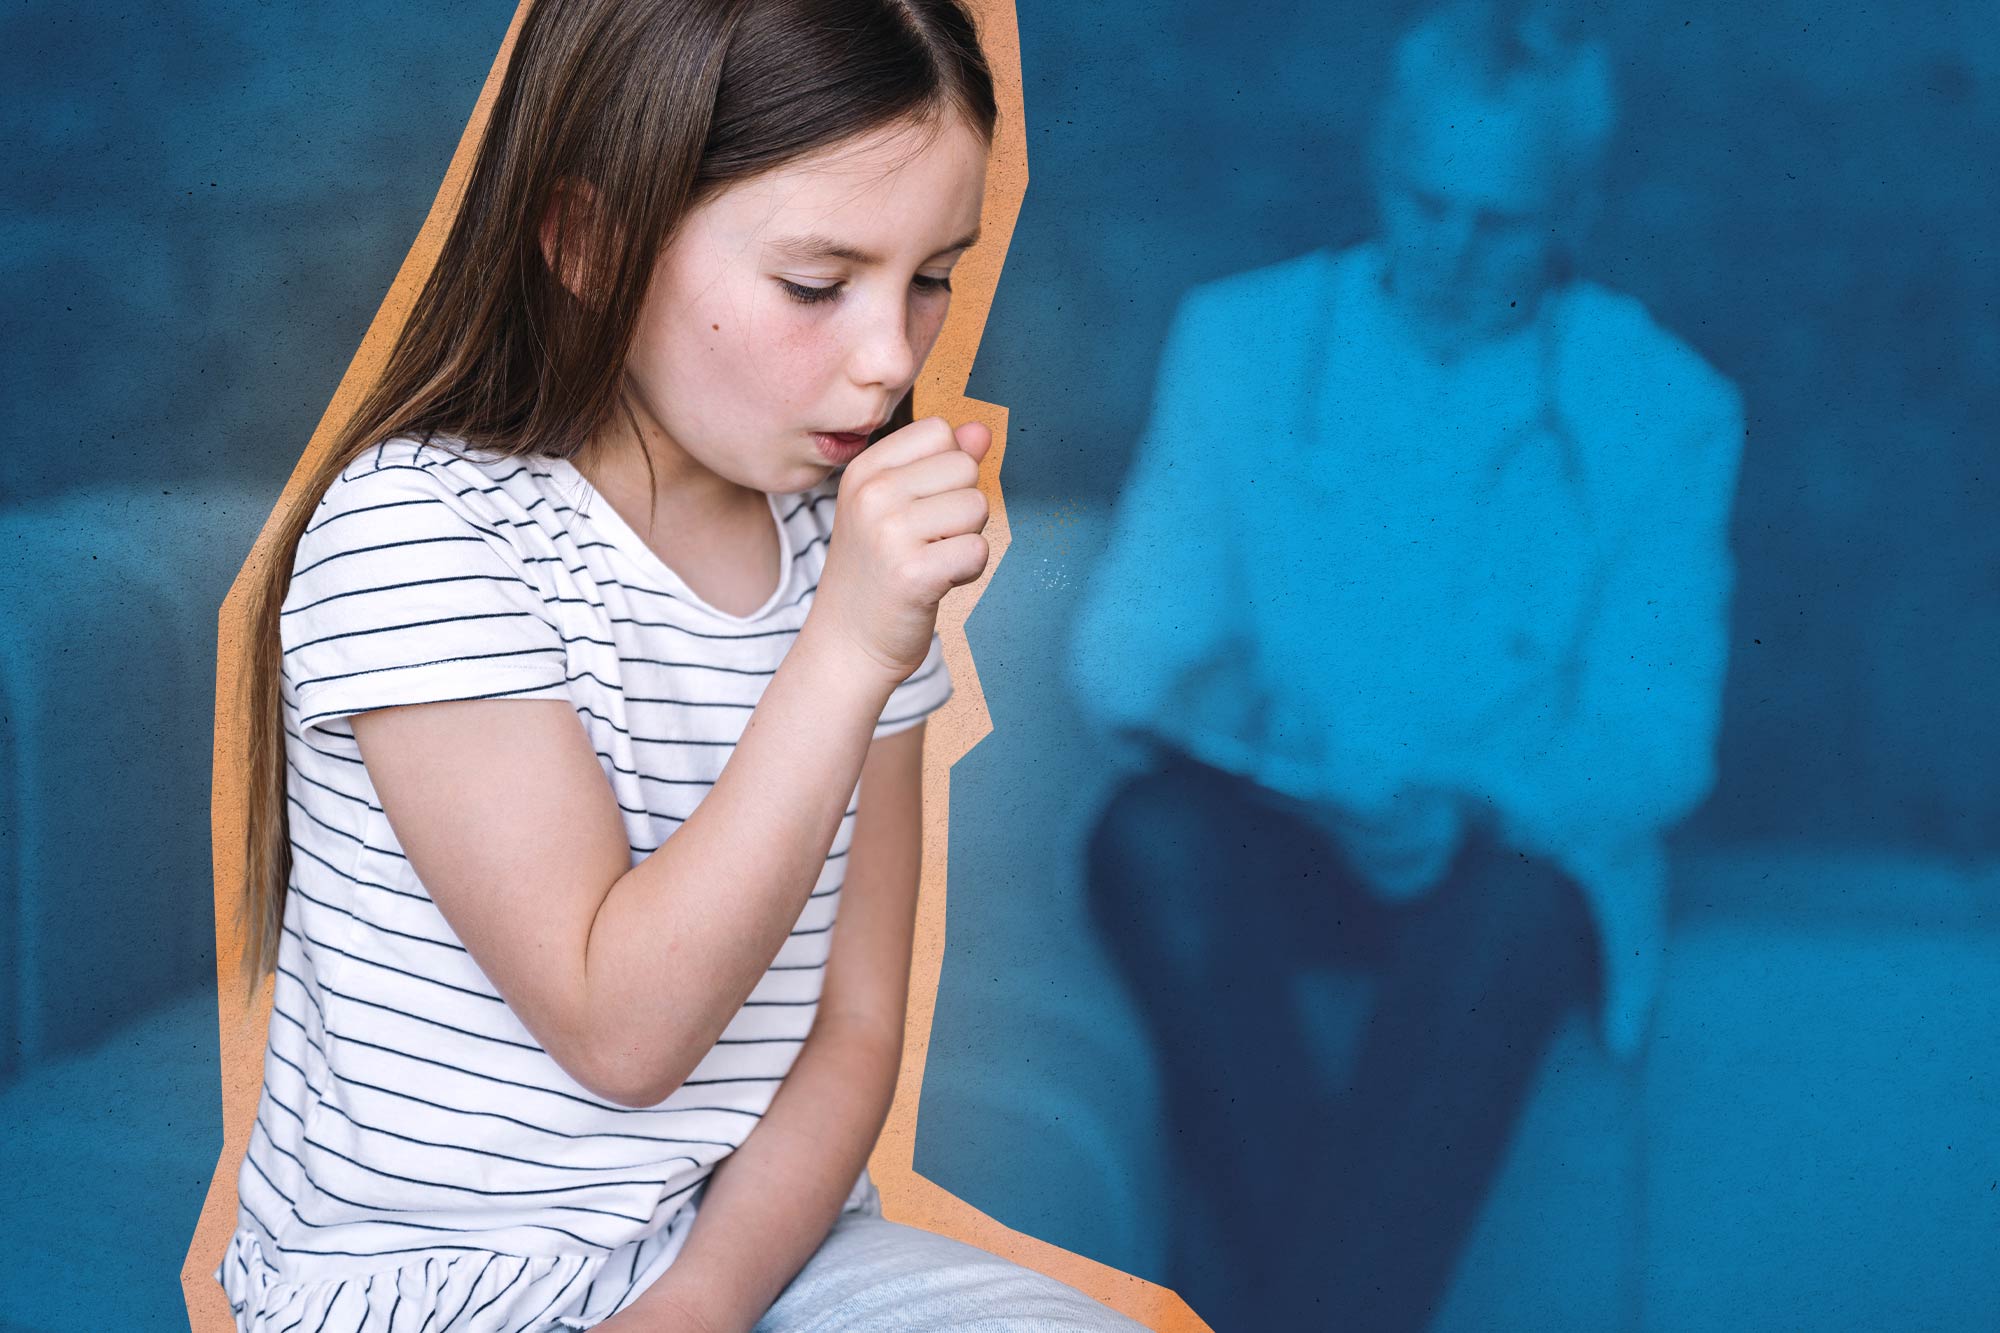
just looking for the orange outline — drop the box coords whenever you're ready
[182,4,1212,1329]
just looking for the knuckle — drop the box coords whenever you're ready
[851,478,889,521]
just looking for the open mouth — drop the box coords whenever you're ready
[810,431,871,464]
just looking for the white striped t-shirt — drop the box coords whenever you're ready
[216,435,953,1331]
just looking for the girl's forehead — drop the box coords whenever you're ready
[705,115,989,253]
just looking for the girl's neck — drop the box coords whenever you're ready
[575,421,760,534]
[572,420,784,619]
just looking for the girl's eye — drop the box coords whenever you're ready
[778,274,953,306]
[779,279,841,306]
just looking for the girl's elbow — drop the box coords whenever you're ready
[560,1032,700,1110]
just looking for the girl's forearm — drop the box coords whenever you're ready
[627,1017,903,1331]
[574,615,901,1105]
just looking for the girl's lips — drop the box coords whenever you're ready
[811,431,870,464]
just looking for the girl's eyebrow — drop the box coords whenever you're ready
[767,229,981,265]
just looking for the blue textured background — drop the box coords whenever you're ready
[2,4,516,1327]
[2,2,1995,1330]
[916,2,2000,1328]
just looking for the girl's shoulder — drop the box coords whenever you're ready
[318,435,560,521]
[300,437,576,571]
[281,437,575,734]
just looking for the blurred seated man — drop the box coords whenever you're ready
[1067,4,1745,1329]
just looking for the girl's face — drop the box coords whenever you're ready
[616,112,990,495]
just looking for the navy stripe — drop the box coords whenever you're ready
[303,496,443,535]
[572,703,744,747]
[288,757,380,812]
[283,572,518,617]
[511,1261,585,1332]
[289,924,502,1003]
[290,840,425,903]
[307,1280,344,1333]
[298,674,566,729]
[287,792,367,849]
[293,532,494,578]
[289,881,465,957]
[550,607,802,644]
[780,491,836,522]
[319,1029,740,1138]
[255,1173,698,1263]
[275,962,329,1024]
[297,1130,648,1224]
[463,1257,532,1327]
[289,608,546,652]
[261,1079,306,1126]
[565,669,758,705]
[285,722,366,765]
[319,977,525,1044]
[242,1143,297,1206]
[293,644,561,692]
[327,1065,750,1142]
[567,650,779,678]
[315,1096,684,1179]
[437,1255,497,1330]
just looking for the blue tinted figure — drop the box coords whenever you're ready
[1069,4,1745,1328]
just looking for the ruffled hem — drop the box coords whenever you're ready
[214,1228,673,1332]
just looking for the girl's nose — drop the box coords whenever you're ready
[847,294,919,391]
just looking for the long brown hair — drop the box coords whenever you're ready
[236,0,997,993]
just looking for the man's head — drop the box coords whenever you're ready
[1369,1,1616,346]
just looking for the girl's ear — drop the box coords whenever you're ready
[539,177,607,304]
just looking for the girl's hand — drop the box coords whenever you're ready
[812,415,993,685]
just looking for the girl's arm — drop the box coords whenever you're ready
[350,421,987,1110]
[616,721,928,1332]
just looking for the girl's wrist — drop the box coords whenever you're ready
[791,609,912,698]
[612,1275,739,1333]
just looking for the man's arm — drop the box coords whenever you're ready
[1065,289,1249,762]
[1485,380,1748,852]
[613,722,928,1332]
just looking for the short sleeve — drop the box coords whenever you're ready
[281,459,571,738]
[872,631,953,738]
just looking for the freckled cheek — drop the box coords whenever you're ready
[911,303,952,362]
[761,320,846,401]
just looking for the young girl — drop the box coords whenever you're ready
[216,2,1148,1329]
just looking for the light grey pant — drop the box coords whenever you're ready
[750,1191,1151,1332]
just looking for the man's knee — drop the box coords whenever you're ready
[1440,835,1601,997]
[1081,759,1240,969]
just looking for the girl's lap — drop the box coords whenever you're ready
[752,1209,1149,1333]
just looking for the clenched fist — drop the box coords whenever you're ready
[810,415,993,685]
